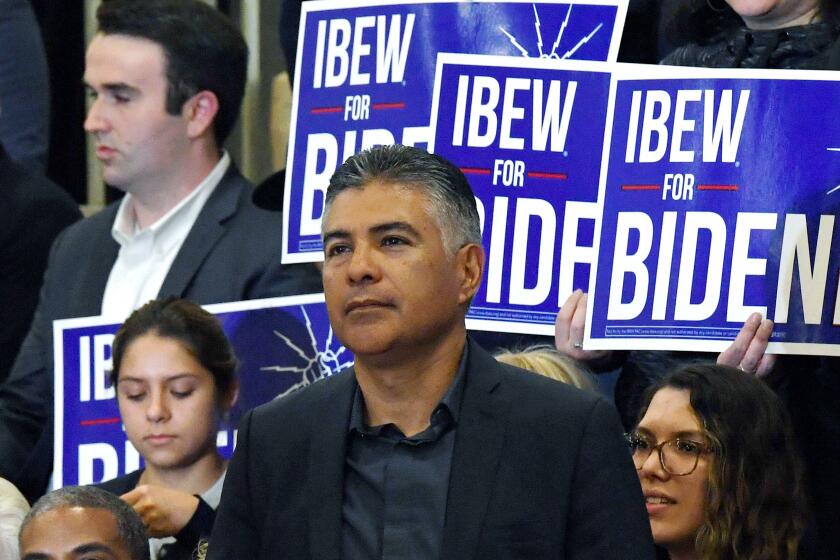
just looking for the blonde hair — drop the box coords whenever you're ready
[495,346,596,391]
[0,478,28,559]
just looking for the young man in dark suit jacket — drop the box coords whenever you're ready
[0,0,320,502]
[209,145,655,559]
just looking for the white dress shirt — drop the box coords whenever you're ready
[100,153,231,320]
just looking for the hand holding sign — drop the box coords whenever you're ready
[717,312,777,378]
[555,290,613,365]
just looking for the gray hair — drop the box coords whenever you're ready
[20,486,149,560]
[323,144,482,254]
[0,478,28,559]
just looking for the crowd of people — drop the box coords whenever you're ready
[0,0,836,558]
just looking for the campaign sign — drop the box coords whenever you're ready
[53,294,352,488]
[283,0,627,263]
[430,54,611,334]
[587,65,840,355]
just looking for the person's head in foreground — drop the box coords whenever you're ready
[495,345,596,391]
[320,144,484,359]
[0,478,28,559]
[19,485,149,560]
[110,298,238,488]
[628,363,807,559]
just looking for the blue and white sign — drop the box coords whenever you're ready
[283,0,627,263]
[587,65,840,355]
[430,54,612,334]
[53,295,352,488]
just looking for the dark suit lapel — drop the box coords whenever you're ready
[78,207,120,315]
[157,167,243,298]
[440,340,510,559]
[307,370,356,560]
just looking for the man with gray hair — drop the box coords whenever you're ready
[19,485,149,560]
[210,145,654,558]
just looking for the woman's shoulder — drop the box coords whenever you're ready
[94,469,143,495]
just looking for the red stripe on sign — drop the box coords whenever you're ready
[698,184,738,191]
[372,102,406,110]
[80,417,121,426]
[460,167,491,175]
[311,106,343,114]
[527,171,568,180]
[621,184,660,191]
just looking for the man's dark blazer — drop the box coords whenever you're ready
[209,338,655,559]
[0,145,80,384]
[0,164,322,501]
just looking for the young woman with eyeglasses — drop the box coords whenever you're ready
[627,363,808,559]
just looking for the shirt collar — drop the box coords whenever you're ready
[348,342,469,435]
[110,151,231,251]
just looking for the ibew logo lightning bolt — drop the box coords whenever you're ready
[499,3,603,60]
[260,306,353,398]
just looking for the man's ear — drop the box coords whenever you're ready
[184,90,219,140]
[456,243,485,305]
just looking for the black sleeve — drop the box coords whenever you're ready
[206,410,260,559]
[565,398,657,559]
[174,496,217,552]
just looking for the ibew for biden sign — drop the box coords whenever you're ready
[285,1,622,262]
[590,67,840,351]
[430,55,612,333]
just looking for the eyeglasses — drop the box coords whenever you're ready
[626,432,713,476]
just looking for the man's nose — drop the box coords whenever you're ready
[84,98,110,133]
[347,243,382,284]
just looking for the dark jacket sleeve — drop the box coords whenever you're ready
[207,410,259,559]
[565,398,656,559]
[0,227,71,501]
[0,186,80,381]
[174,497,217,554]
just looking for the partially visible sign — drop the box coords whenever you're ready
[283,0,626,263]
[430,54,612,334]
[53,295,352,488]
[587,65,840,355]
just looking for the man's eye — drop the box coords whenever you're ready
[382,236,406,247]
[326,244,350,258]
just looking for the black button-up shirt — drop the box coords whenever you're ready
[340,347,468,560]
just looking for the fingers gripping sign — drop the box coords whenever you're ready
[717,312,777,378]
[555,289,613,364]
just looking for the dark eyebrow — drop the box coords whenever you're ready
[322,228,350,246]
[322,222,421,245]
[633,427,706,441]
[370,221,421,238]
[118,373,197,384]
[84,81,140,97]
[73,542,117,557]
[672,430,707,441]
[22,554,51,560]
